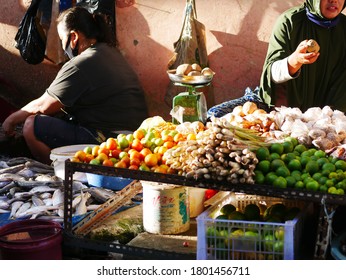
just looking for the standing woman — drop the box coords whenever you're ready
[2,6,148,164]
[260,0,346,112]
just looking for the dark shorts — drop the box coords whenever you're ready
[34,115,101,149]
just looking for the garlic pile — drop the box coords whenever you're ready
[267,106,346,151]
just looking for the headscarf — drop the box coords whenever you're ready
[306,0,346,28]
[259,0,346,112]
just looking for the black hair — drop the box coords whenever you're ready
[57,6,117,47]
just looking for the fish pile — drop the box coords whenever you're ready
[0,157,118,224]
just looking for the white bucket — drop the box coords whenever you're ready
[141,181,190,235]
[50,144,95,182]
[187,187,206,218]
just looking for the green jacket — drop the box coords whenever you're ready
[260,0,346,112]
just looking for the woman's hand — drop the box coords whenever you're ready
[287,40,320,76]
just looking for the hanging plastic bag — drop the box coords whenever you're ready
[165,0,212,107]
[14,0,46,65]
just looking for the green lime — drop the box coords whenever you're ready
[273,176,287,188]
[328,157,338,164]
[282,152,297,164]
[314,150,326,158]
[318,176,328,185]
[270,159,286,171]
[306,180,319,191]
[268,203,287,220]
[317,157,329,167]
[269,153,281,161]
[322,169,331,177]
[284,136,299,147]
[265,172,278,185]
[294,144,308,154]
[244,204,261,221]
[256,160,271,174]
[295,180,305,189]
[312,172,322,181]
[291,170,302,181]
[228,211,246,221]
[301,150,313,158]
[285,176,296,188]
[328,186,338,194]
[301,173,311,181]
[325,179,335,188]
[220,204,236,216]
[305,160,319,174]
[256,147,270,161]
[322,162,336,173]
[270,143,284,155]
[337,189,345,195]
[282,141,294,153]
[275,166,290,177]
[287,159,302,171]
[335,160,346,171]
[254,170,266,184]
[319,185,328,193]
[300,156,311,167]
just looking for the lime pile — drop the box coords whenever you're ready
[254,137,346,195]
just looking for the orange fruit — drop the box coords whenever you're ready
[96,152,108,163]
[110,148,121,159]
[84,154,94,163]
[133,129,146,140]
[115,160,128,169]
[128,164,139,170]
[163,141,175,149]
[153,165,167,174]
[98,147,110,157]
[74,150,86,162]
[144,153,158,167]
[173,133,185,143]
[140,147,152,158]
[162,134,174,142]
[130,157,141,167]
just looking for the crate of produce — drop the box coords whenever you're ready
[196,193,313,260]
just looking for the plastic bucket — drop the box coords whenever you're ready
[141,181,190,235]
[50,144,95,181]
[0,220,63,260]
[86,173,133,191]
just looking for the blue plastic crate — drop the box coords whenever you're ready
[86,173,133,191]
[196,193,312,260]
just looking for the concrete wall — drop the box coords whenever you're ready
[0,0,302,120]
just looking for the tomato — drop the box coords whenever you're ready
[140,148,152,158]
[131,138,143,151]
[84,154,94,163]
[128,164,139,170]
[161,134,174,142]
[96,152,108,163]
[98,147,110,157]
[92,146,100,157]
[130,157,141,167]
[102,159,114,167]
[110,149,121,159]
[106,137,117,150]
[173,132,185,143]
[115,160,128,169]
[163,141,175,149]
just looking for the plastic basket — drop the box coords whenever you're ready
[196,193,312,260]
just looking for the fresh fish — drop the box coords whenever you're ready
[9,201,24,219]
[37,215,64,223]
[8,186,22,198]
[74,191,91,216]
[87,187,115,203]
[0,209,10,214]
[0,181,17,195]
[43,198,53,206]
[0,200,10,210]
[0,164,26,175]
[14,202,32,218]
[16,180,63,189]
[72,181,89,193]
[16,168,36,179]
[86,204,100,211]
[0,173,26,181]
[56,207,64,218]
[0,161,9,169]
[6,157,32,166]
[32,195,45,206]
[40,192,52,199]
[29,186,59,194]
[52,189,64,206]
[0,178,12,188]
[16,205,60,219]
[35,174,62,182]
[25,160,54,171]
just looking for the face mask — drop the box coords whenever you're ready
[64,35,79,59]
